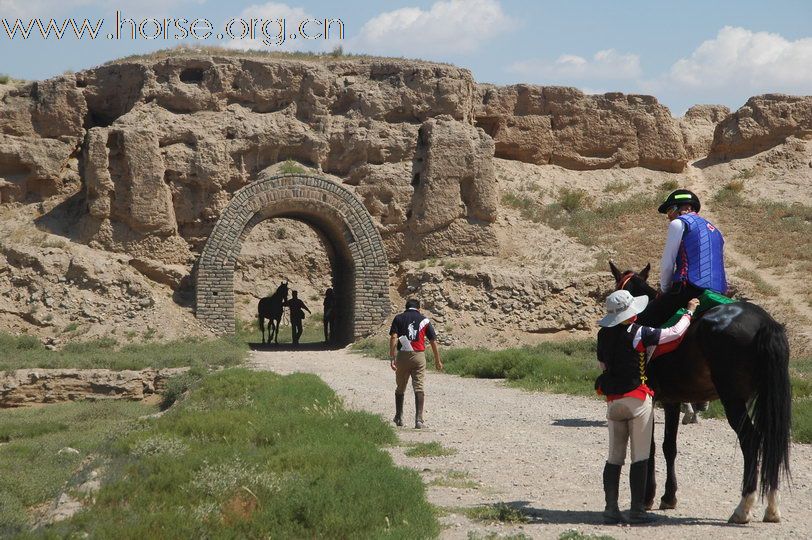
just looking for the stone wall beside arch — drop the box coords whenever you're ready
[196,172,389,342]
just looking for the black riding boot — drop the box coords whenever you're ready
[629,460,657,524]
[414,391,425,429]
[393,393,404,427]
[602,462,626,524]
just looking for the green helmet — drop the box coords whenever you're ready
[658,189,700,214]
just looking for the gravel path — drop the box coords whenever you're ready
[250,348,812,539]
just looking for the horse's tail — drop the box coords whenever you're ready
[752,318,792,497]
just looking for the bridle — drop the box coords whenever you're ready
[616,271,635,291]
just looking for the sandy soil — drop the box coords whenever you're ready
[250,348,812,540]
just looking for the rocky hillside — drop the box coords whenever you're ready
[0,50,809,353]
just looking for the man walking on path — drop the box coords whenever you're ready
[389,299,443,428]
[284,290,311,345]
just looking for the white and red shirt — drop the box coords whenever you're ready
[389,308,437,352]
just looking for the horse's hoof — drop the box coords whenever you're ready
[644,500,655,511]
[763,509,781,523]
[728,511,752,524]
[659,498,677,510]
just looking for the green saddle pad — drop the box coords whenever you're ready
[661,289,735,328]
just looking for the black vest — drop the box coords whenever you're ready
[595,324,647,395]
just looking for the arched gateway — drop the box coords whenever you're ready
[196,173,390,343]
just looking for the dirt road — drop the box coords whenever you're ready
[250,348,812,539]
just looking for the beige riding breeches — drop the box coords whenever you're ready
[606,395,654,465]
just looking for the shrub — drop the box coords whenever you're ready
[279,159,306,174]
[557,187,590,212]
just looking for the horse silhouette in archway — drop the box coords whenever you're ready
[609,261,791,524]
[258,281,289,345]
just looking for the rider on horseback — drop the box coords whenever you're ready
[643,189,727,328]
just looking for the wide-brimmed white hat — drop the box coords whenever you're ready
[598,290,649,327]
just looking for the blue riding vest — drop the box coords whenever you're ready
[672,213,727,293]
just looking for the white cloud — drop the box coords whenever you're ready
[347,0,512,57]
[222,2,332,52]
[508,49,642,81]
[666,26,812,91]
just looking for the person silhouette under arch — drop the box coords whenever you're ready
[284,291,311,345]
[323,288,337,343]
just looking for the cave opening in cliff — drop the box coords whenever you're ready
[235,217,351,348]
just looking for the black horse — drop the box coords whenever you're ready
[258,282,289,345]
[609,261,791,524]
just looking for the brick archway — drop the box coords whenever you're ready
[196,173,390,343]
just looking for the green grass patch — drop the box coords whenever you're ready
[0,74,9,84]
[0,332,247,371]
[442,341,600,397]
[405,442,456,458]
[0,401,156,536]
[41,369,438,538]
[464,503,529,524]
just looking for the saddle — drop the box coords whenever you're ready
[650,290,736,359]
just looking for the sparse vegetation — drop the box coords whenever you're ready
[405,441,456,457]
[659,178,680,191]
[38,370,438,538]
[104,44,423,66]
[0,74,9,85]
[557,187,590,212]
[429,470,479,489]
[713,194,811,280]
[279,159,306,174]
[735,268,779,296]
[559,530,616,540]
[464,503,529,524]
[603,180,631,194]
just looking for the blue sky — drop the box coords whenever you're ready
[1,0,811,114]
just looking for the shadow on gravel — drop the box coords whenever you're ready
[494,501,732,528]
[551,418,607,428]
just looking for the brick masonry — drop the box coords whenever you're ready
[196,174,390,339]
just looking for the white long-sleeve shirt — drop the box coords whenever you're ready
[659,218,686,293]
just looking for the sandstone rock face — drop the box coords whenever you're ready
[680,104,731,159]
[405,116,498,258]
[0,367,186,407]
[475,85,689,172]
[710,95,812,159]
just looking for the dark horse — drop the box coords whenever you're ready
[609,261,791,524]
[258,282,289,345]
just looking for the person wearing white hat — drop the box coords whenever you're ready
[595,290,699,524]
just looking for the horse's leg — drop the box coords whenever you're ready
[645,429,657,510]
[659,403,680,509]
[764,489,781,523]
[259,316,265,344]
[722,398,761,524]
